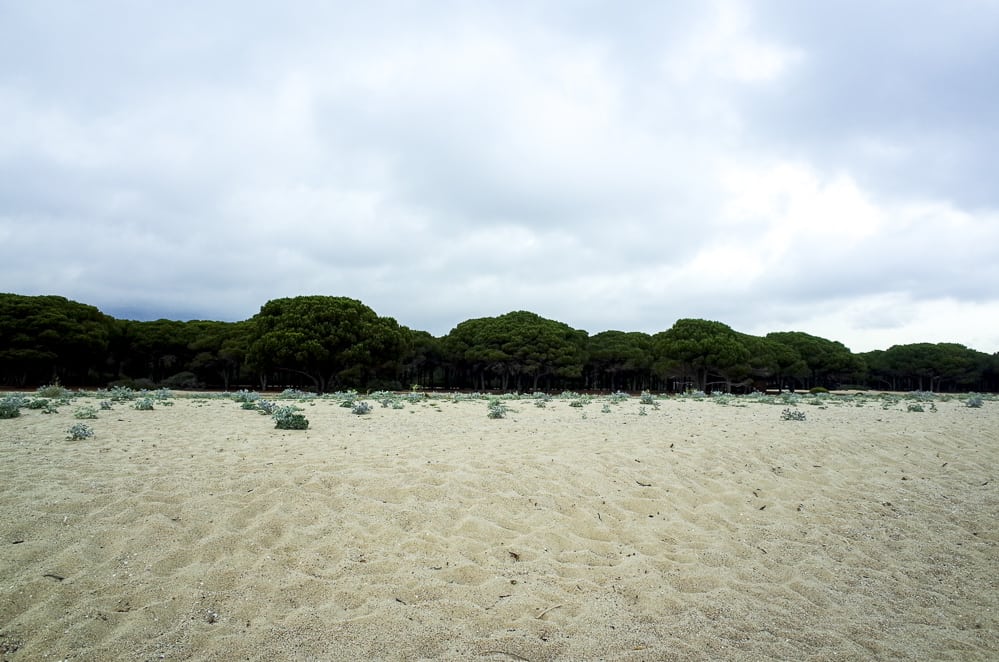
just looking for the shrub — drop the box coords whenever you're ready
[780,408,806,421]
[965,394,984,408]
[273,406,309,430]
[162,371,202,389]
[99,400,113,411]
[109,386,136,402]
[27,398,50,410]
[907,403,924,413]
[37,382,72,399]
[67,423,94,440]
[809,386,829,394]
[74,405,99,419]
[601,404,612,413]
[241,401,259,410]
[256,400,278,415]
[639,391,655,405]
[351,401,373,415]
[487,399,508,419]
[232,390,260,403]
[134,397,155,411]
[0,395,26,419]
[638,406,648,416]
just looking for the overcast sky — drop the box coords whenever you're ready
[3,1,998,353]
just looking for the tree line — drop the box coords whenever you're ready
[2,293,996,393]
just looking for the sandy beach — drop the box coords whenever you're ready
[1,392,996,661]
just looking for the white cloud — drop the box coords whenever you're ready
[1,1,997,353]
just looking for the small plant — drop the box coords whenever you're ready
[780,408,806,421]
[0,395,24,419]
[273,405,309,430]
[391,400,406,410]
[74,405,99,419]
[27,398,50,409]
[487,399,508,419]
[231,390,259,403]
[37,381,72,399]
[134,397,155,411]
[639,391,655,405]
[907,403,924,412]
[351,401,373,415]
[638,406,648,416]
[66,423,94,440]
[256,400,278,415]
[601,403,612,414]
[109,386,136,402]
[965,394,984,408]
[99,400,113,410]
[241,401,259,410]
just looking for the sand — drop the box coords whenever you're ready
[1,392,996,661]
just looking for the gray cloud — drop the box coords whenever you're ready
[1,1,997,352]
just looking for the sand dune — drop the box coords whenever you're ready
[1,393,996,660]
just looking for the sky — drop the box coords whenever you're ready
[2,1,998,354]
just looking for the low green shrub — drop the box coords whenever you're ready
[74,405,99,419]
[273,406,309,430]
[965,394,984,408]
[351,401,373,415]
[66,423,94,440]
[0,395,25,419]
[27,398,50,409]
[487,399,508,419]
[37,382,72,399]
[134,397,155,411]
[780,408,806,421]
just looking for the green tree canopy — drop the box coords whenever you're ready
[765,331,863,389]
[651,319,752,392]
[247,296,407,392]
[443,311,588,390]
[0,293,114,385]
[586,330,653,391]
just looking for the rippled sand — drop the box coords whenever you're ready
[1,394,996,660]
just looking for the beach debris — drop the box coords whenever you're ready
[635,480,652,487]
[42,573,65,581]
[535,603,562,619]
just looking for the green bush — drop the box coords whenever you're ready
[26,398,50,409]
[273,406,309,430]
[965,394,984,408]
[37,382,72,399]
[351,401,373,415]
[67,423,94,440]
[134,397,155,411]
[487,399,508,419]
[74,405,99,419]
[0,395,25,419]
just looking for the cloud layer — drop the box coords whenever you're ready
[2,1,998,352]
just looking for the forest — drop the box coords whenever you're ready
[1,293,996,393]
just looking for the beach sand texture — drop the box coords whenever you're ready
[1,393,996,661]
